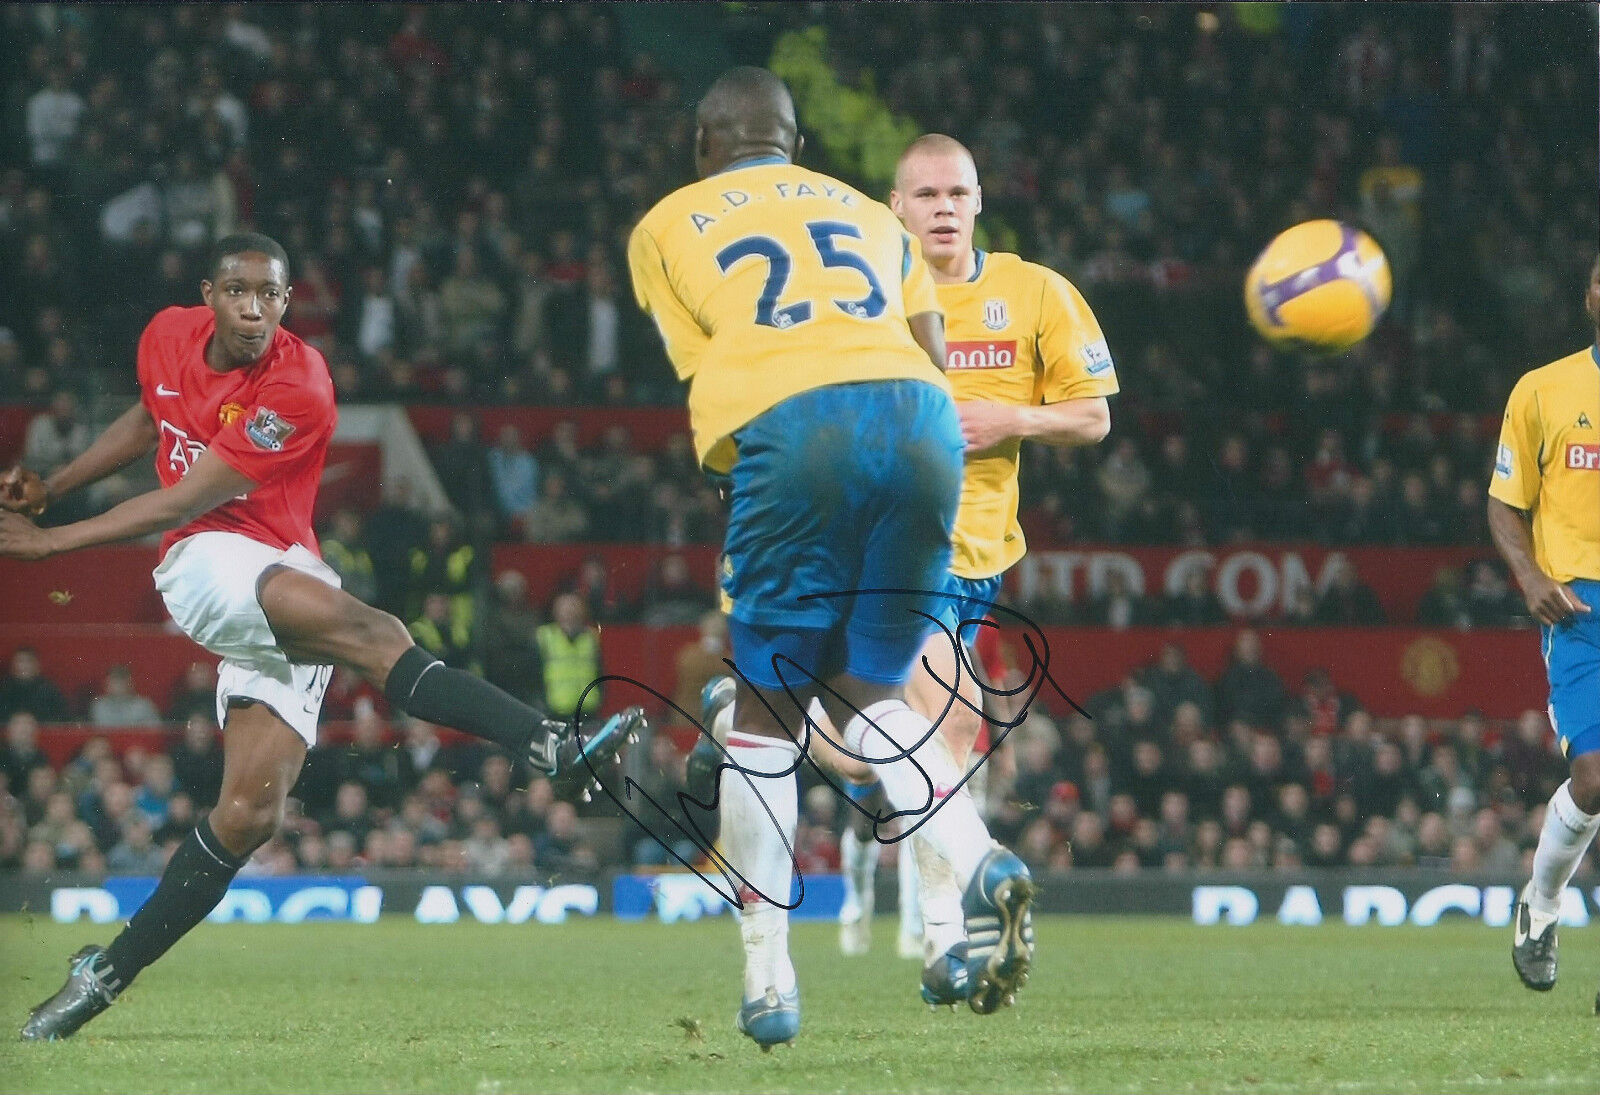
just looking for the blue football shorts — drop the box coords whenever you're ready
[930,571,1005,654]
[721,378,963,690]
[1542,578,1600,760]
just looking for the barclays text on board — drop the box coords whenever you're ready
[16,875,1600,926]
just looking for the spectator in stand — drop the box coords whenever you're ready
[1313,558,1387,625]
[168,714,223,808]
[1083,569,1154,629]
[404,514,483,641]
[396,718,447,792]
[1095,438,1152,540]
[520,472,591,543]
[630,734,701,866]
[106,816,167,874]
[430,413,495,533]
[671,611,731,727]
[322,782,374,849]
[22,391,91,521]
[0,648,69,723]
[480,569,543,704]
[87,665,163,728]
[164,661,218,725]
[512,251,552,365]
[1393,473,1449,544]
[330,700,408,813]
[1296,669,1359,737]
[1501,709,1566,808]
[536,593,602,720]
[2,712,52,794]
[133,755,176,829]
[1462,559,1527,628]
[1161,568,1227,627]
[347,267,398,363]
[1140,643,1213,726]
[1215,630,1287,732]
[486,425,539,535]
[438,247,506,356]
[284,254,342,346]
[636,553,716,628]
[320,508,379,607]
[1415,566,1473,629]
[536,800,598,874]
[365,478,429,617]
[568,554,630,624]
[31,790,98,870]
[408,592,477,672]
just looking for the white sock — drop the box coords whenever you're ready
[719,733,800,1000]
[712,701,734,746]
[913,833,966,964]
[843,700,994,886]
[1529,781,1600,919]
[898,831,923,940]
[839,827,877,923]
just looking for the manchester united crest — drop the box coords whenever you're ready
[983,299,1009,331]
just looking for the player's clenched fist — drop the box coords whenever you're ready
[0,509,54,560]
[0,466,48,516]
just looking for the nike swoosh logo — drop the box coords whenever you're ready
[156,384,180,397]
[1514,904,1530,946]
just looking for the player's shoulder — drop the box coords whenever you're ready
[1510,347,1595,399]
[265,327,335,405]
[984,253,1077,297]
[143,305,212,342]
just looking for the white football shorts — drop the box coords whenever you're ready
[153,531,341,746]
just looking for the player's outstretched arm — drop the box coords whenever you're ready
[957,396,1111,453]
[0,448,255,561]
[1487,496,1591,625]
[1,401,159,517]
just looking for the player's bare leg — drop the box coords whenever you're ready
[22,702,305,1040]
[803,631,1009,1002]
[255,565,641,799]
[720,679,805,1049]
[815,672,1033,1015]
[1514,751,1600,991]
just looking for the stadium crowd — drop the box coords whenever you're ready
[2,4,1595,550]
[0,631,1586,882]
[0,4,1593,882]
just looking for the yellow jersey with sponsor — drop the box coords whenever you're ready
[1488,346,1600,583]
[628,155,946,474]
[939,250,1119,579]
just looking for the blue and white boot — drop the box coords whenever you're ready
[736,985,800,1050]
[920,941,973,1010]
[961,847,1036,1014]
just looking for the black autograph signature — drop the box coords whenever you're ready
[569,589,1085,912]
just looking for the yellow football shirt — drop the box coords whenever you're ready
[628,157,946,474]
[938,251,1119,579]
[1489,346,1600,583]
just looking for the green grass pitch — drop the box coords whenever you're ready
[3,914,1598,1094]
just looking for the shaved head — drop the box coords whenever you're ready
[695,67,799,177]
[891,134,982,280]
[894,133,976,192]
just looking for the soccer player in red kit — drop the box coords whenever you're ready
[0,234,643,1041]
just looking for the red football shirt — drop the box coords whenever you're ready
[137,306,336,558]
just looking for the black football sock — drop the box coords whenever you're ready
[102,818,247,991]
[383,645,551,755]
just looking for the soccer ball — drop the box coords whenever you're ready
[1244,220,1392,354]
